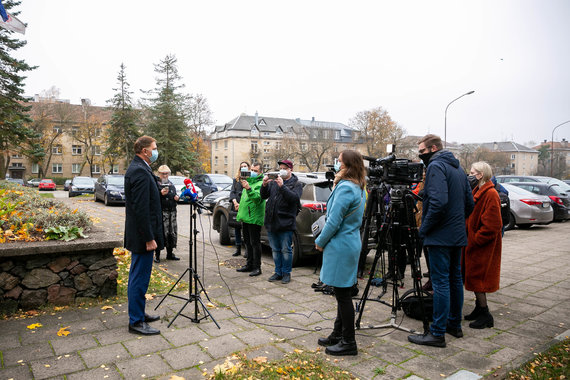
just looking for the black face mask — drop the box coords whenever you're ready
[419,151,435,166]
[467,175,479,190]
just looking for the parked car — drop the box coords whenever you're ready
[68,176,95,197]
[94,174,125,205]
[505,182,570,222]
[169,175,203,203]
[38,179,56,191]
[501,183,553,230]
[213,173,333,266]
[192,174,233,196]
[63,179,72,191]
[202,184,232,211]
[27,178,41,187]
[564,179,570,186]
[496,175,570,193]
[6,178,25,186]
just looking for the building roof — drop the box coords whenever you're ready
[479,141,537,153]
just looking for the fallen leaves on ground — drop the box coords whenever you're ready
[57,326,71,337]
[26,323,42,330]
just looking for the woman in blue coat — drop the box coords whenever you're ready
[315,150,366,356]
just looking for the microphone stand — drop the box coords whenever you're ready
[155,200,220,328]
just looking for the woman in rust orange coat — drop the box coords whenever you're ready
[463,161,502,329]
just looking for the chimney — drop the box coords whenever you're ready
[562,138,568,148]
[493,142,498,150]
[311,116,315,122]
[255,111,258,126]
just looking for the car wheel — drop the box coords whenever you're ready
[104,194,109,206]
[219,214,231,245]
[291,232,301,267]
[504,212,516,231]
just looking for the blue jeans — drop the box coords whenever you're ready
[427,246,463,337]
[267,230,293,275]
[234,226,242,246]
[128,251,154,325]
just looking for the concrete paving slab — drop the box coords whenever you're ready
[50,333,99,355]
[115,354,171,379]
[66,365,122,380]
[0,365,33,380]
[29,354,85,380]
[79,342,130,368]
[2,341,54,367]
[160,344,212,371]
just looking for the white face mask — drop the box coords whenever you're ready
[279,169,288,178]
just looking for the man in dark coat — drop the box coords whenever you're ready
[124,135,164,335]
[408,134,474,348]
[260,159,303,284]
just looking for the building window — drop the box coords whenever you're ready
[251,141,258,153]
[72,163,81,174]
[264,149,270,153]
[224,156,228,165]
[511,163,515,168]
[263,141,271,146]
[11,162,23,168]
[72,127,79,136]
[251,127,259,135]
[72,145,83,155]
[224,140,228,150]
[52,163,63,173]
[275,142,282,150]
[53,126,62,134]
[214,141,218,150]
[300,143,307,151]
[94,128,101,137]
[215,156,218,165]
[32,163,39,174]
[11,153,22,158]
[92,145,101,155]
[276,128,283,135]
[263,132,270,136]
[92,164,101,174]
[511,154,515,160]
[263,163,270,172]
[112,164,119,174]
[52,145,62,154]
[335,131,341,140]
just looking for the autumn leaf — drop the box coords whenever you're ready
[145,294,155,300]
[168,376,186,380]
[253,356,268,364]
[101,305,115,311]
[57,326,71,337]
[26,323,43,330]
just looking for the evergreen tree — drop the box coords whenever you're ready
[106,63,140,165]
[144,55,196,174]
[0,0,41,178]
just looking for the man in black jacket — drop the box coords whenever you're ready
[124,136,164,335]
[155,165,180,263]
[260,159,303,284]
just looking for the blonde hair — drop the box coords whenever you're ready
[471,161,492,184]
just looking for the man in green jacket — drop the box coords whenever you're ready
[236,163,265,276]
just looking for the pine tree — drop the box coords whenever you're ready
[0,0,41,178]
[106,63,140,165]
[144,55,196,174]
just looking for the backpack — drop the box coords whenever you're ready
[495,182,510,227]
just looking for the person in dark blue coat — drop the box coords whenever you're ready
[124,136,164,335]
[408,134,474,348]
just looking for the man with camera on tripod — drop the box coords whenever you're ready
[408,134,474,348]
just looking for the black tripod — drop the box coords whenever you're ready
[355,184,429,334]
[155,202,220,328]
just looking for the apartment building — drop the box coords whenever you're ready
[210,113,366,175]
[479,141,538,175]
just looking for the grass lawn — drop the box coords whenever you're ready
[506,338,569,379]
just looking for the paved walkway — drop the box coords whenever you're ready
[1,219,569,380]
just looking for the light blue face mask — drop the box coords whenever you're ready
[334,161,341,172]
[250,172,258,178]
[150,149,159,163]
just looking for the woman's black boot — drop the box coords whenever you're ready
[232,245,241,257]
[325,339,358,356]
[468,307,494,329]
[317,332,341,347]
[464,301,483,321]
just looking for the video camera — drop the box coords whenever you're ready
[364,144,423,185]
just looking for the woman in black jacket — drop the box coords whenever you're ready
[155,165,180,263]
[229,161,249,257]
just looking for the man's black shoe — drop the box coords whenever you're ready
[249,268,262,277]
[144,313,160,323]
[318,334,341,347]
[232,251,241,257]
[268,273,282,282]
[166,254,180,261]
[325,339,358,356]
[236,265,253,272]
[128,321,160,335]
[281,273,291,284]
[446,326,464,338]
[408,331,446,347]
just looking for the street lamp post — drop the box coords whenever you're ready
[444,90,475,148]
[550,120,570,177]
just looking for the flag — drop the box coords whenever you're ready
[0,1,26,34]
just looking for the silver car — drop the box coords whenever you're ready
[502,183,553,230]
[169,175,203,203]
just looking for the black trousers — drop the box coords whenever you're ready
[242,223,262,270]
[333,286,355,341]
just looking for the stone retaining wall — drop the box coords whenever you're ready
[0,229,122,313]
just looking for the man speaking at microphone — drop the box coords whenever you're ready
[124,135,163,335]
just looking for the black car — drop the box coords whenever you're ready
[192,174,233,196]
[212,173,332,266]
[202,184,232,211]
[94,174,125,205]
[68,176,95,197]
[506,182,570,222]
[63,179,72,191]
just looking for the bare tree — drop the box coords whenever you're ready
[349,106,405,158]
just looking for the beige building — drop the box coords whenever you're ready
[4,98,115,181]
[479,142,538,175]
[210,113,366,175]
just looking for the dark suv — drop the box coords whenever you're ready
[212,173,332,266]
[94,174,125,205]
[192,174,233,196]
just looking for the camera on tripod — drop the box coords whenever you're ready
[364,144,423,185]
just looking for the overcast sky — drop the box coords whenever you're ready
[13,0,570,146]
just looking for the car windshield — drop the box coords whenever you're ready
[169,176,186,187]
[314,183,333,202]
[209,175,233,186]
[541,178,570,192]
[41,180,53,183]
[502,184,539,198]
[74,178,93,185]
[107,176,124,186]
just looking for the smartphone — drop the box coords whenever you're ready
[267,172,279,180]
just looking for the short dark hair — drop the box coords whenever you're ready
[418,134,443,150]
[251,162,262,169]
[134,136,156,154]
